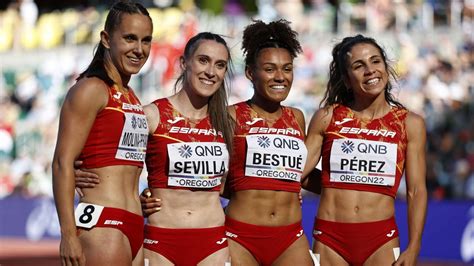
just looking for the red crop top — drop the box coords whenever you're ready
[79,85,147,168]
[321,104,408,198]
[227,101,307,193]
[146,98,228,191]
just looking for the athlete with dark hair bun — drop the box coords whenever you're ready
[223,19,313,266]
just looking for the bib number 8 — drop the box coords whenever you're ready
[75,203,104,229]
[79,205,95,223]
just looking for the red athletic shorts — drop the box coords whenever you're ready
[312,217,399,265]
[225,216,305,266]
[75,205,144,259]
[144,224,228,266]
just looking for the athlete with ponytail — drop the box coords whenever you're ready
[52,2,153,265]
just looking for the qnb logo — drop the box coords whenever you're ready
[178,144,193,158]
[131,115,137,129]
[461,206,474,262]
[104,220,123,226]
[341,140,355,154]
[257,136,271,148]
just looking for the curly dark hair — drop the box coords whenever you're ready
[241,19,302,67]
[321,34,404,109]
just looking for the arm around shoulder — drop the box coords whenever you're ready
[301,107,332,193]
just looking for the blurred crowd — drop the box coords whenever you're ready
[0,0,473,200]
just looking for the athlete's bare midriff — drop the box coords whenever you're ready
[225,190,302,226]
[317,188,395,223]
[147,188,224,228]
[80,165,142,215]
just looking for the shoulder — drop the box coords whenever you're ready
[227,103,238,120]
[308,105,334,134]
[70,77,108,95]
[143,102,159,119]
[287,106,304,120]
[405,111,426,139]
[312,105,334,124]
[64,77,108,111]
[286,106,305,127]
[230,101,246,109]
[405,111,424,124]
[144,99,162,134]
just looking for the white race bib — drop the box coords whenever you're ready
[245,134,307,182]
[75,203,104,229]
[167,142,228,188]
[329,138,397,186]
[115,112,148,162]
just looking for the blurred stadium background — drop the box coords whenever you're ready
[0,0,472,265]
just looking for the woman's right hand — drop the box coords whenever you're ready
[73,160,99,197]
[60,235,85,266]
[139,188,162,217]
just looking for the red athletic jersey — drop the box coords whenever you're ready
[146,98,228,191]
[79,85,147,168]
[227,101,307,193]
[321,104,408,198]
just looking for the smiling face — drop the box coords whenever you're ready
[183,39,229,99]
[345,43,388,101]
[102,13,153,81]
[247,47,294,105]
